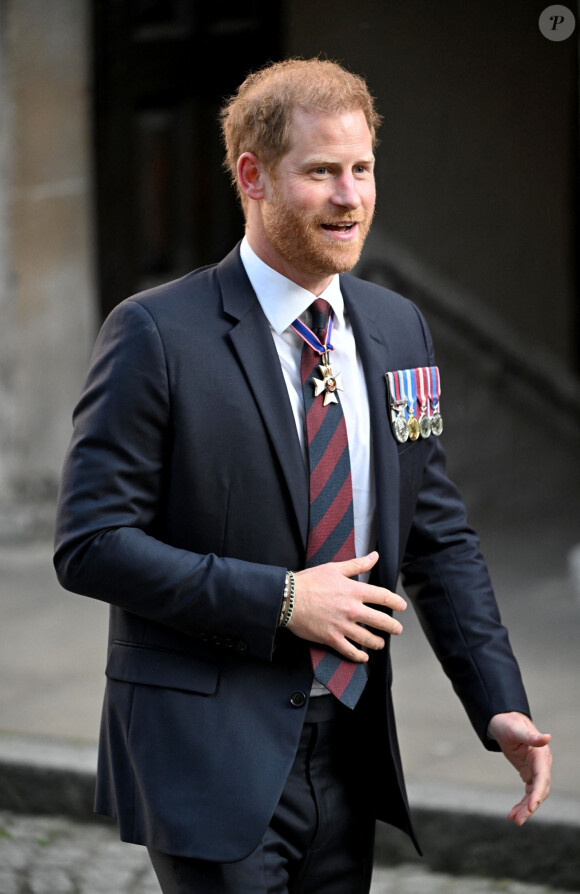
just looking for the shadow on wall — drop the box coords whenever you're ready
[357,231,580,536]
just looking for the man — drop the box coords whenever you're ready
[54,59,551,893]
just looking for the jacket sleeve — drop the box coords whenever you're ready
[400,307,530,749]
[53,299,285,661]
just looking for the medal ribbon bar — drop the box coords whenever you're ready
[386,365,443,442]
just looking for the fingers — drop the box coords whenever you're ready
[335,551,380,578]
[329,626,389,662]
[347,624,389,653]
[488,713,552,825]
[362,601,405,631]
[528,745,552,808]
[288,553,407,657]
[489,712,550,750]
[319,551,407,612]
[530,732,552,747]
[367,586,407,613]
[508,795,537,826]
[342,584,406,640]
[321,612,397,663]
[508,775,550,826]
[318,610,403,662]
[512,720,551,749]
[335,640,372,664]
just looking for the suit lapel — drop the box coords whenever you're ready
[341,277,401,585]
[217,247,309,549]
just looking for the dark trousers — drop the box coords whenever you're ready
[148,696,375,894]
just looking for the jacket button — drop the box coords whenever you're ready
[290,690,306,708]
[235,641,248,653]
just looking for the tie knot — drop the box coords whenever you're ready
[310,299,331,341]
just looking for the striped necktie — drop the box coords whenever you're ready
[301,298,368,709]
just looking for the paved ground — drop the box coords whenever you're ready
[0,811,574,894]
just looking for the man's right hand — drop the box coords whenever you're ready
[287,551,406,662]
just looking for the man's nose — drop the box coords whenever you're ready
[330,173,362,209]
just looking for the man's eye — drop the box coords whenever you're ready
[313,167,328,176]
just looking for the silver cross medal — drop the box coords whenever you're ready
[312,351,343,407]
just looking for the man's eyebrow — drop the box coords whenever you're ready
[301,155,376,167]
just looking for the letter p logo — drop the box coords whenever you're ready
[539,5,576,40]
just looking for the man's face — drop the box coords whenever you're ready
[257,107,376,293]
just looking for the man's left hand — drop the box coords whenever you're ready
[488,711,552,825]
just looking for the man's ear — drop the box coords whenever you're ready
[237,152,268,202]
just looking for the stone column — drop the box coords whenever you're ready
[0,0,17,507]
[1,0,96,539]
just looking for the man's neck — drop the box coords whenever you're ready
[244,228,333,297]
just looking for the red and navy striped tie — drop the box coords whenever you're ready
[301,299,368,709]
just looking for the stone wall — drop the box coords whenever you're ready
[0,0,96,538]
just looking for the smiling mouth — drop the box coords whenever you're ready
[321,222,358,233]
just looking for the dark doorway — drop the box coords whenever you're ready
[92,1,281,318]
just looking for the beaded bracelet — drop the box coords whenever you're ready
[278,570,296,628]
[278,573,290,627]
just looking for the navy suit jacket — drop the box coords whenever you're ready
[54,244,529,860]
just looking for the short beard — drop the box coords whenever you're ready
[263,183,373,283]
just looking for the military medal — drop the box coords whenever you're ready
[386,371,409,443]
[393,405,409,443]
[419,413,432,439]
[408,415,420,440]
[428,366,443,436]
[387,366,444,443]
[291,309,344,407]
[312,353,343,406]
[431,411,443,436]
[416,367,432,438]
[404,368,420,441]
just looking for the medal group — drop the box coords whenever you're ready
[386,366,443,444]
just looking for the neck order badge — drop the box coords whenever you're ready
[291,302,343,406]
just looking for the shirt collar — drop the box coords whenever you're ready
[240,236,345,335]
